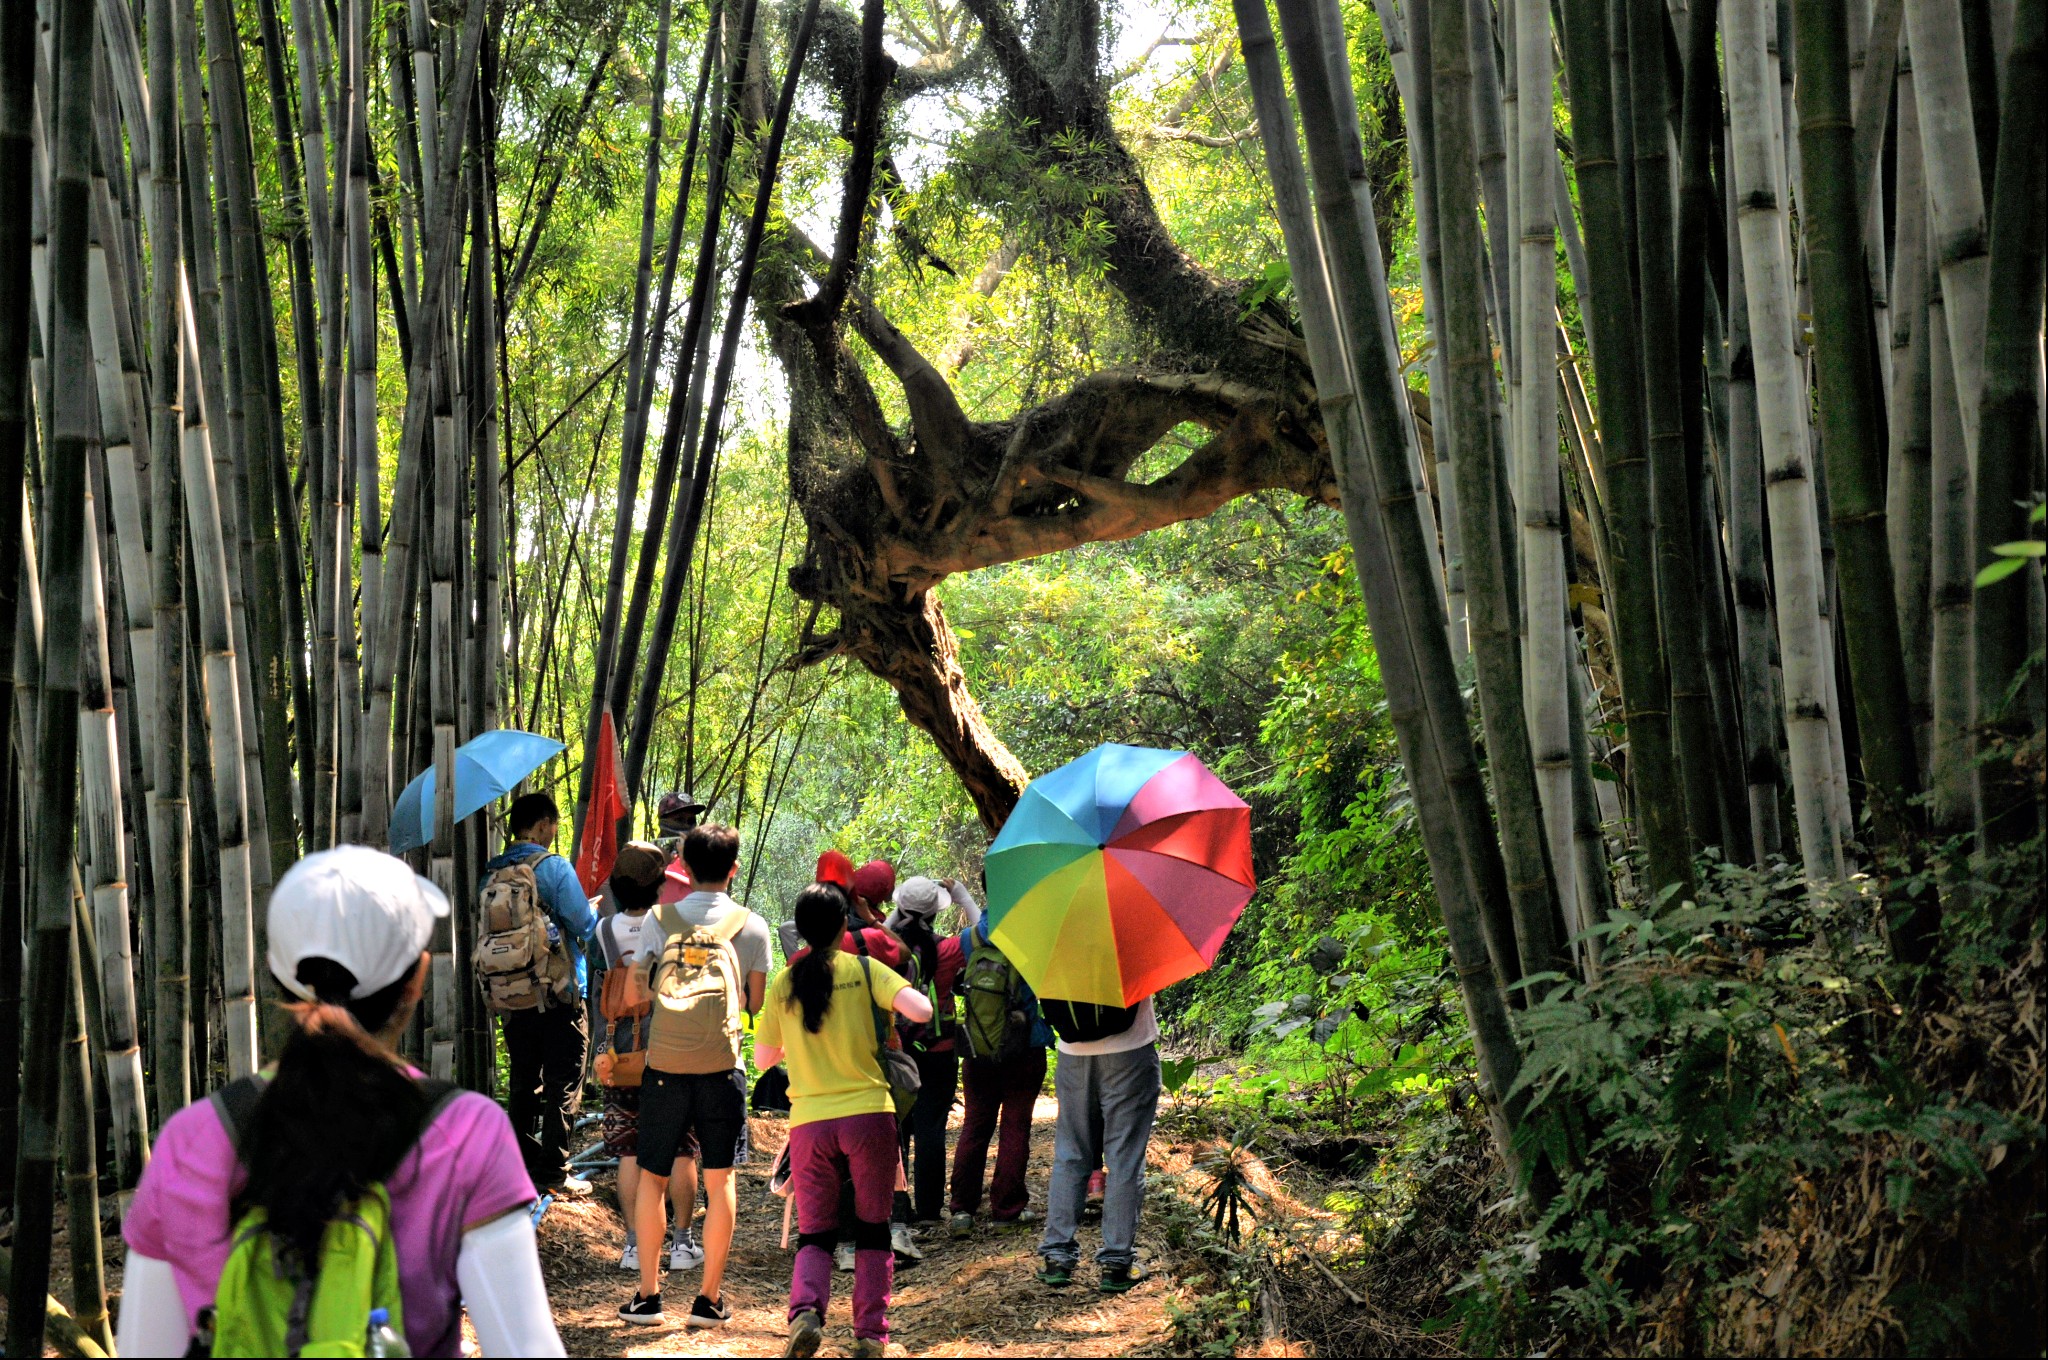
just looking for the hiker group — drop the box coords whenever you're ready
[111,794,1167,1358]
[587,812,1166,1355]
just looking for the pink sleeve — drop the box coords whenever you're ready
[445,1093,539,1230]
[123,1100,240,1326]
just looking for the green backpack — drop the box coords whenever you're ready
[960,926,1031,1064]
[197,1074,458,1358]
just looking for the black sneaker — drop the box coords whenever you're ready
[1099,1262,1150,1294]
[1037,1259,1075,1288]
[686,1293,731,1329]
[619,1292,665,1326]
[784,1308,824,1358]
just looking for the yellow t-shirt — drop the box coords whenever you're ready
[758,951,910,1127]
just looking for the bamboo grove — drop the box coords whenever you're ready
[0,0,2042,1349]
[1232,0,2044,1190]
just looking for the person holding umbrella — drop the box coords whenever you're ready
[975,744,1256,1294]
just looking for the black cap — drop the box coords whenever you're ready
[657,790,708,820]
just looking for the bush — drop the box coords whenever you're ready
[1455,847,2046,1356]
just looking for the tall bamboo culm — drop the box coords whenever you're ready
[144,0,192,1121]
[1243,0,1532,1186]
[1555,0,1695,899]
[6,0,93,1340]
[1428,0,1567,983]
[1724,0,1844,880]
[1513,0,1576,943]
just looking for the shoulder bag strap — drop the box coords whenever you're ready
[857,955,893,1061]
[207,1074,269,1151]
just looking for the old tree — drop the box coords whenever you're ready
[759,0,1378,828]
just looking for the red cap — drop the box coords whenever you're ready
[815,849,855,891]
[851,859,896,905]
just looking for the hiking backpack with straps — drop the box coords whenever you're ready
[595,917,655,1087]
[646,905,748,1074]
[959,924,1032,1063]
[195,1074,460,1358]
[851,929,937,1056]
[1041,998,1140,1045]
[474,858,572,1014]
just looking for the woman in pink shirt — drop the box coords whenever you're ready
[116,846,564,1357]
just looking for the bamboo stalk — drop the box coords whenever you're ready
[79,461,147,1180]
[1720,135,1786,860]
[1240,0,1528,1175]
[1924,241,1974,842]
[58,912,108,1353]
[145,0,191,1119]
[247,0,322,844]
[1627,0,1728,856]
[578,0,677,837]
[1970,0,2045,853]
[1792,0,1924,881]
[1557,0,1696,897]
[1903,0,1991,463]
[342,0,379,849]
[1886,44,1933,777]
[627,0,819,792]
[1515,0,1575,929]
[1725,0,1845,879]
[609,4,733,771]
[7,0,93,1336]
[1411,0,1470,664]
[363,0,489,846]
[1430,0,1568,982]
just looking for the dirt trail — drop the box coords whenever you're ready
[535,1097,1177,1358]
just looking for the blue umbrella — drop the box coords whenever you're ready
[389,730,566,854]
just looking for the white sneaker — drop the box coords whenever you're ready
[834,1242,857,1273]
[618,1241,640,1272]
[668,1234,704,1271]
[891,1223,924,1264]
[554,1173,594,1197]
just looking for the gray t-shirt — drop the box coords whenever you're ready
[650,890,773,988]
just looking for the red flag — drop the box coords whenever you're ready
[574,711,627,895]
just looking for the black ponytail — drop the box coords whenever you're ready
[786,883,847,1034]
[896,911,939,990]
[235,956,430,1264]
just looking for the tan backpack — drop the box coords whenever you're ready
[474,860,573,1014]
[646,905,748,1074]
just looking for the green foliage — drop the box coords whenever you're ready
[1452,848,2046,1355]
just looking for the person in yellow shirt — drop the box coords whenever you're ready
[756,884,933,1359]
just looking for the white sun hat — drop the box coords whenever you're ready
[266,845,450,1000]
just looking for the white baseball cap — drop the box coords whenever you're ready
[894,876,945,918]
[266,845,450,1000]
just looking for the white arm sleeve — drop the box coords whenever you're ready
[949,881,983,930]
[115,1253,192,1358]
[458,1211,566,1357]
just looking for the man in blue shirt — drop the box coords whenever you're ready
[485,792,599,1193]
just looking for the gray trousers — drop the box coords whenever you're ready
[1040,1042,1161,1269]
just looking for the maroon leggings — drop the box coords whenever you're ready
[949,1047,1047,1219]
[788,1112,898,1342]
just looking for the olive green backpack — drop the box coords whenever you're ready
[194,1073,458,1358]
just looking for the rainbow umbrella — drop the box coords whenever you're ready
[985,743,1255,1007]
